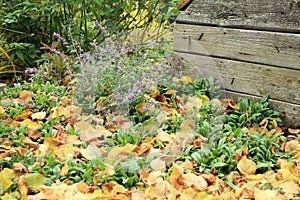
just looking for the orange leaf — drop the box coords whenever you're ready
[165,89,176,95]
[288,128,300,134]
[15,111,33,121]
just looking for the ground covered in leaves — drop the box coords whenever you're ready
[0,76,300,200]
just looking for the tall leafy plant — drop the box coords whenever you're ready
[0,0,181,71]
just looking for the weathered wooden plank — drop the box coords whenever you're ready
[226,90,300,128]
[174,24,300,70]
[172,52,300,105]
[177,0,300,32]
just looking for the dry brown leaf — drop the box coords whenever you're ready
[237,156,256,175]
[13,162,28,173]
[28,129,42,140]
[202,172,217,185]
[22,137,39,149]
[121,143,138,153]
[131,189,147,200]
[182,173,208,191]
[138,143,152,155]
[60,164,69,177]
[18,175,29,195]
[155,129,173,144]
[61,96,70,107]
[193,134,208,148]
[167,165,184,191]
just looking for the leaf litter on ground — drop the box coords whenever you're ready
[0,76,300,200]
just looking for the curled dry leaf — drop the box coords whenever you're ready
[13,162,28,173]
[237,156,256,175]
[284,140,300,152]
[155,129,173,144]
[288,128,300,134]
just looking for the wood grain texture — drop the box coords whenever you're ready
[174,24,300,70]
[176,0,300,32]
[226,90,300,128]
[172,52,300,105]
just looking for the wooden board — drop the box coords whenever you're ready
[226,90,300,128]
[170,52,300,127]
[174,24,300,70]
[176,0,300,32]
[172,52,300,105]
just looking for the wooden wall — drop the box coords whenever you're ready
[173,0,300,127]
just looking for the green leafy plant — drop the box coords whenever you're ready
[107,129,142,147]
[225,95,283,128]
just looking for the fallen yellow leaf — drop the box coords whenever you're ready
[31,111,46,120]
[48,96,58,105]
[181,76,193,84]
[150,157,166,171]
[279,180,300,196]
[254,188,279,200]
[184,96,202,112]
[0,168,16,192]
[237,156,256,175]
[0,106,5,114]
[20,118,39,129]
